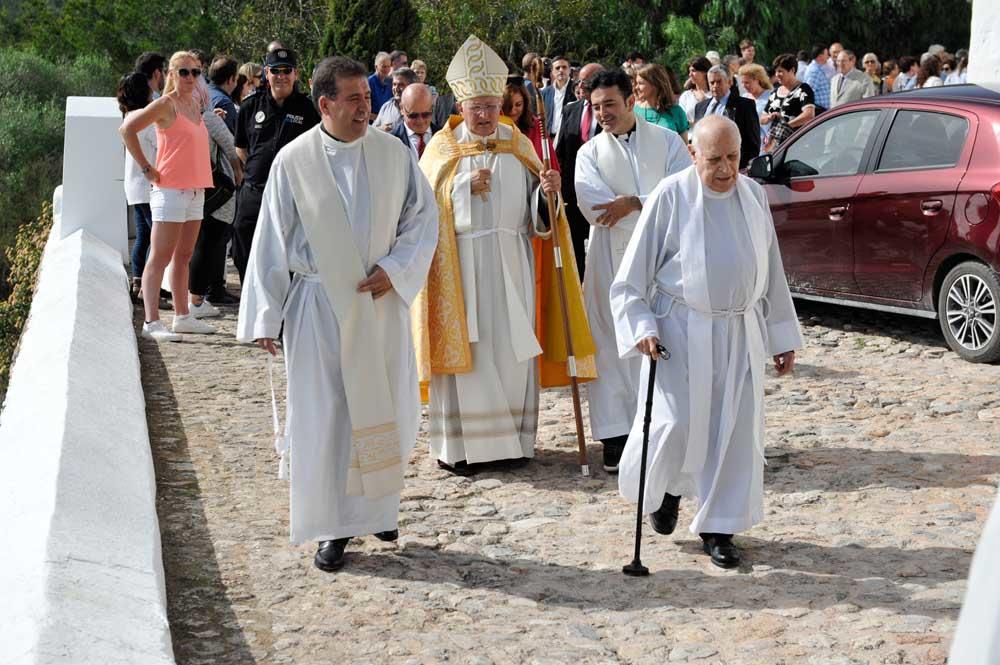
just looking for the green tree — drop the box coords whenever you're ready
[319,0,420,71]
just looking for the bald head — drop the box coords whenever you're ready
[400,83,433,134]
[691,115,739,152]
[576,62,605,101]
[692,115,741,193]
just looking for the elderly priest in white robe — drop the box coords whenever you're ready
[574,69,691,474]
[414,35,595,476]
[237,56,438,572]
[610,116,802,568]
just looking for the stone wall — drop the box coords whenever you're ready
[0,188,174,665]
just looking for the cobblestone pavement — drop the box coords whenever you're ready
[139,288,1000,665]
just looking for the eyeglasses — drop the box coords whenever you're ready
[466,103,501,116]
[863,60,877,65]
[269,66,293,76]
[175,68,202,78]
[404,111,433,120]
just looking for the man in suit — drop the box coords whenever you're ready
[694,65,760,169]
[554,62,604,276]
[390,84,439,159]
[830,50,876,108]
[541,55,574,138]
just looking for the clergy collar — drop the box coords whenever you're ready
[615,127,636,141]
[320,124,365,148]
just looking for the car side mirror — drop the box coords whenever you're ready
[748,154,773,180]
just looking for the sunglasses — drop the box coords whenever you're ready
[175,68,202,78]
[269,66,294,76]
[405,111,433,120]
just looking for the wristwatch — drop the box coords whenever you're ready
[142,165,152,174]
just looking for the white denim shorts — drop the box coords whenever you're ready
[150,187,205,223]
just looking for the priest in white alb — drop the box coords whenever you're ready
[413,35,595,476]
[574,69,691,474]
[610,116,802,568]
[236,56,438,572]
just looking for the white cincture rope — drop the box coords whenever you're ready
[267,354,289,479]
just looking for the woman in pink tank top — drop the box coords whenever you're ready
[121,51,221,341]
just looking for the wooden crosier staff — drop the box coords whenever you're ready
[530,72,591,477]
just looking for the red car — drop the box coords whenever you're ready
[749,83,1000,362]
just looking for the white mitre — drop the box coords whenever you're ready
[446,35,509,103]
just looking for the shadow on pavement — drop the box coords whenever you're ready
[353,538,970,617]
[139,323,255,664]
[767,446,1000,492]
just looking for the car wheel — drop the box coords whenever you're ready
[938,261,1000,363]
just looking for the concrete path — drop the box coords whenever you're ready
[139,289,1000,665]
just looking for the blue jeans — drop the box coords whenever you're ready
[131,203,152,278]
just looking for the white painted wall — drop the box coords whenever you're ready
[968,0,1000,83]
[0,189,174,665]
[60,97,128,261]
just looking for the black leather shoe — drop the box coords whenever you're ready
[437,459,477,476]
[701,533,741,569]
[374,529,398,542]
[314,537,350,572]
[648,493,681,535]
[602,436,627,473]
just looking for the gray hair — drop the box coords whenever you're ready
[707,64,732,81]
[374,51,390,66]
[690,115,740,152]
[721,54,741,70]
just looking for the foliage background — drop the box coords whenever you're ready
[0,0,974,389]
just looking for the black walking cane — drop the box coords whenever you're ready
[623,343,670,577]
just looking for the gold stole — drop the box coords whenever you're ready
[412,116,597,400]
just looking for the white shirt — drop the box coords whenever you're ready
[404,124,432,157]
[123,112,157,205]
[706,93,729,117]
[551,82,569,138]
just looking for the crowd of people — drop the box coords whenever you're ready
[116,34,966,573]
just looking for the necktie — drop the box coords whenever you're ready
[708,99,718,116]
[580,103,592,142]
[837,76,845,94]
[416,133,425,158]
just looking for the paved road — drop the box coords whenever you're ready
[139,295,1000,665]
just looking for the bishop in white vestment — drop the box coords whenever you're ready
[236,57,438,572]
[610,116,802,568]
[574,69,691,472]
[420,36,565,475]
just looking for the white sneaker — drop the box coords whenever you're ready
[189,300,221,318]
[172,314,216,334]
[141,320,182,342]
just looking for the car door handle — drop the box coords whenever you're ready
[921,199,944,215]
[829,205,849,221]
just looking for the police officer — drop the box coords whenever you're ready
[232,47,319,283]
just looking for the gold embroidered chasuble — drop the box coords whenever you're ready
[412,116,596,399]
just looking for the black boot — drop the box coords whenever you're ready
[314,537,350,572]
[648,493,681,535]
[602,435,628,473]
[700,533,741,569]
[374,529,398,542]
